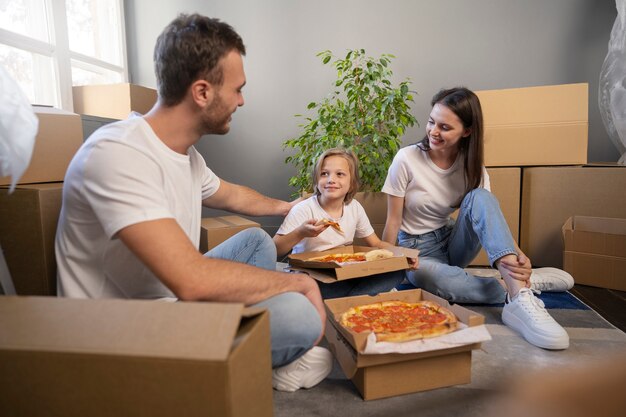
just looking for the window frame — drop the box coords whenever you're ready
[0,0,128,111]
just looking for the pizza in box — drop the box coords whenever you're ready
[339,299,458,342]
[305,248,395,264]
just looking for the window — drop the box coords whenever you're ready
[0,0,127,110]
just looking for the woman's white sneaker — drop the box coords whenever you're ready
[501,288,569,350]
[272,346,333,392]
[530,267,574,292]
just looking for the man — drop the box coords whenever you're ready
[55,13,332,392]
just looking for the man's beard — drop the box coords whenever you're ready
[201,93,232,135]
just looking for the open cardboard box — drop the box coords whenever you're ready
[287,245,418,283]
[563,216,626,291]
[324,289,485,400]
[0,296,273,417]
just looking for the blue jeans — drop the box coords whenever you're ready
[400,189,516,304]
[205,228,321,368]
[317,270,406,299]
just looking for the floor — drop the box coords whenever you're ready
[570,284,626,332]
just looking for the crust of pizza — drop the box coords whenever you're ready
[340,300,458,342]
[364,249,394,261]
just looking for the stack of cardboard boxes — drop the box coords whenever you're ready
[476,83,626,283]
[0,106,83,295]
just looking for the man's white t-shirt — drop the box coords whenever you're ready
[276,195,375,254]
[382,145,490,235]
[55,115,220,299]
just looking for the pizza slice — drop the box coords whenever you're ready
[315,218,343,234]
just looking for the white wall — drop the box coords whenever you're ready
[124,0,618,230]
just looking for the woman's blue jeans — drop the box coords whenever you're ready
[205,227,321,368]
[400,188,516,304]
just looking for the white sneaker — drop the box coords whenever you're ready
[502,288,569,350]
[530,268,574,292]
[272,346,333,392]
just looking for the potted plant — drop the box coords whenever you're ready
[283,49,418,198]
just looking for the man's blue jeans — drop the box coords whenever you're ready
[400,188,516,304]
[205,227,321,368]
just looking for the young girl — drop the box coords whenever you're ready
[382,87,574,350]
[274,148,417,299]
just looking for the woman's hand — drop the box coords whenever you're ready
[498,250,532,284]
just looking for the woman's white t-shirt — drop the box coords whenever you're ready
[382,145,490,235]
[276,195,375,253]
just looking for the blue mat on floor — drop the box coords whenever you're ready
[396,283,590,310]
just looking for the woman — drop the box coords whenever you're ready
[382,87,573,350]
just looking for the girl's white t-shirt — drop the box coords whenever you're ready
[382,145,490,235]
[276,195,375,253]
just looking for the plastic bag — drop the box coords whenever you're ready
[599,0,626,165]
[0,65,38,192]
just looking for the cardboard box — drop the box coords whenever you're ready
[475,83,588,167]
[563,216,626,291]
[324,289,485,400]
[0,106,83,186]
[73,83,157,120]
[0,296,273,417]
[287,245,417,283]
[451,167,521,266]
[0,183,63,295]
[200,216,261,253]
[520,165,626,267]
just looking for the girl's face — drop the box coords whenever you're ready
[317,155,352,201]
[426,103,470,153]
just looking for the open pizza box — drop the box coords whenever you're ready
[286,245,419,283]
[324,288,487,400]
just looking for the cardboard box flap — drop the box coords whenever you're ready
[0,297,245,361]
[565,216,626,235]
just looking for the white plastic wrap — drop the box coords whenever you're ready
[0,65,38,192]
[599,0,626,165]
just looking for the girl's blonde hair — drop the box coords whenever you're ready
[312,148,361,203]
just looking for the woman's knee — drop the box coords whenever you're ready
[463,187,496,208]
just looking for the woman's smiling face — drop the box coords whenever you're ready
[426,103,470,152]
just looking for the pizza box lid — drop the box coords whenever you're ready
[286,245,419,282]
[324,288,485,364]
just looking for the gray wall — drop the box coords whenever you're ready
[124,0,619,231]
